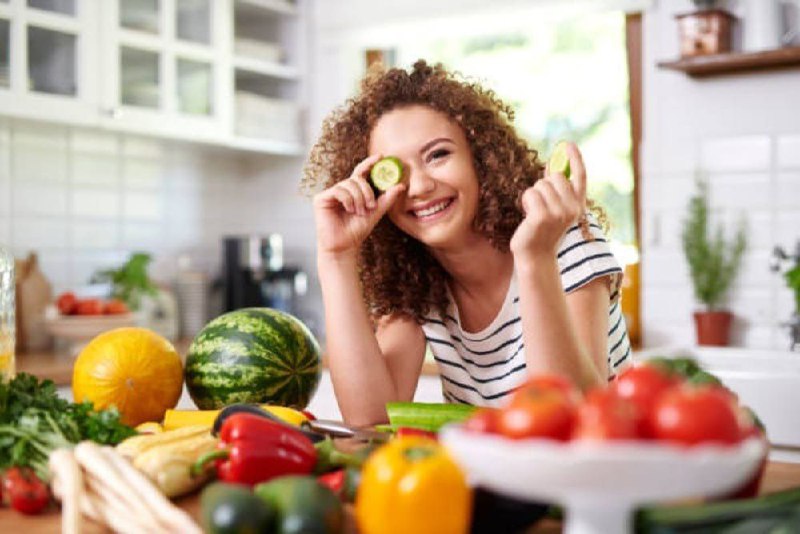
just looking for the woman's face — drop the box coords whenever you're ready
[368,104,481,250]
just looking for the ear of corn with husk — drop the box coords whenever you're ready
[116,425,218,498]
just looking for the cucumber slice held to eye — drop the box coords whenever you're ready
[548,141,571,179]
[369,156,404,191]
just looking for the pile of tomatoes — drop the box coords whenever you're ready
[463,362,763,446]
[56,292,129,316]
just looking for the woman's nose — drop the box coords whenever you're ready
[406,166,436,198]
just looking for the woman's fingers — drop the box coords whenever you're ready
[565,142,587,205]
[351,174,376,210]
[330,186,357,214]
[534,180,567,222]
[339,179,370,215]
[545,171,582,221]
[374,183,406,216]
[353,153,384,179]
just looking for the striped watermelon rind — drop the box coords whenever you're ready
[185,308,321,410]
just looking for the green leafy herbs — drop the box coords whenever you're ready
[784,264,800,316]
[0,373,136,481]
[681,178,747,309]
[91,252,158,311]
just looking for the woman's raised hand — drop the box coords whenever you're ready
[510,141,588,259]
[313,154,406,258]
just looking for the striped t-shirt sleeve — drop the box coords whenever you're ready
[556,213,623,303]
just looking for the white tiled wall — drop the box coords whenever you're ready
[0,119,319,329]
[642,2,800,350]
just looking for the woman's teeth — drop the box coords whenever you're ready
[414,199,452,218]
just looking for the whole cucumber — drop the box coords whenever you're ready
[255,475,344,534]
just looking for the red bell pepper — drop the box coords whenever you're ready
[317,469,346,496]
[2,467,50,515]
[194,412,317,486]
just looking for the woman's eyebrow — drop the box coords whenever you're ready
[419,137,453,155]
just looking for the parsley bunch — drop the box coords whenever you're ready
[0,373,136,480]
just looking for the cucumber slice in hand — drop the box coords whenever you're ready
[548,141,571,179]
[370,156,403,191]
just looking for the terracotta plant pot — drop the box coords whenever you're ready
[693,310,733,346]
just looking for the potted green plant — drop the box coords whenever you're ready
[92,252,158,311]
[771,243,800,350]
[681,178,747,346]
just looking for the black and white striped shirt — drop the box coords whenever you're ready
[422,215,632,406]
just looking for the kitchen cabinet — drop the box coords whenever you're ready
[0,0,100,126]
[0,0,306,155]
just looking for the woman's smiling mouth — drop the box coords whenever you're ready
[410,197,455,220]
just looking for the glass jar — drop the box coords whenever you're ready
[0,245,15,380]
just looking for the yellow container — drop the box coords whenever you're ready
[621,261,641,348]
[0,246,15,380]
[0,349,13,381]
[162,405,308,430]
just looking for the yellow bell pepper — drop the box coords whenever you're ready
[355,436,471,534]
[162,405,308,430]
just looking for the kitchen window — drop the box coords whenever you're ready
[389,8,639,262]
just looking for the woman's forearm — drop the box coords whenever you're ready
[317,252,398,425]
[515,255,604,391]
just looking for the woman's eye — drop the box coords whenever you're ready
[427,148,450,162]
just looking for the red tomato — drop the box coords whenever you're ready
[517,374,580,399]
[573,387,639,441]
[462,409,500,435]
[650,385,742,446]
[56,292,78,315]
[103,299,129,315]
[2,467,50,515]
[75,298,104,316]
[611,364,679,437]
[498,378,578,441]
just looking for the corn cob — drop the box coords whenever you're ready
[116,425,210,459]
[132,433,219,498]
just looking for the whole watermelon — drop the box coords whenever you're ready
[185,308,321,410]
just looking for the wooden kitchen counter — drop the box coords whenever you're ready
[1,461,798,533]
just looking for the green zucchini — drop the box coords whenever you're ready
[385,402,477,432]
[255,475,344,534]
[200,482,275,534]
[635,486,800,533]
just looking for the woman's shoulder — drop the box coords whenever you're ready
[556,212,622,297]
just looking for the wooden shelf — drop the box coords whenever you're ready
[658,47,800,77]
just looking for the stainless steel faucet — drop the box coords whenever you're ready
[771,241,800,352]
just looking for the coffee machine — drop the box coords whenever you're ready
[222,235,308,316]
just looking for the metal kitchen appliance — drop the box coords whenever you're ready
[222,235,308,317]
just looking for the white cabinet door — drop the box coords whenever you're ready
[0,0,100,126]
[97,0,226,142]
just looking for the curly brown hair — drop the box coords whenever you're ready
[301,60,601,323]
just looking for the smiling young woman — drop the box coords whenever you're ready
[302,60,632,426]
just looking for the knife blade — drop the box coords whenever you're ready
[304,419,391,443]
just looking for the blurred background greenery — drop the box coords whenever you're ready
[394,10,636,256]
